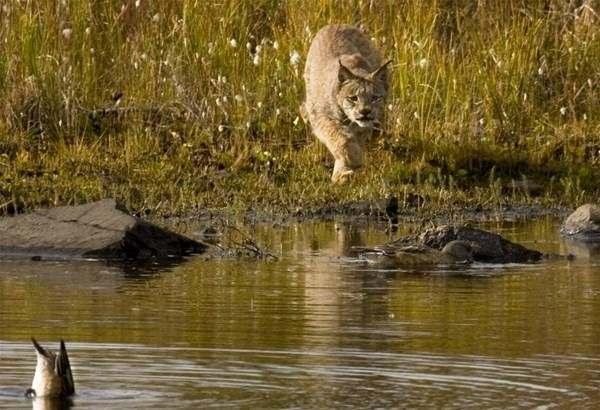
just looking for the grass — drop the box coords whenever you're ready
[0,1,598,217]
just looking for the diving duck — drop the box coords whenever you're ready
[26,338,75,399]
[359,240,475,269]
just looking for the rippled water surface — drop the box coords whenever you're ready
[1,218,600,408]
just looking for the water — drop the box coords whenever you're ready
[1,218,600,408]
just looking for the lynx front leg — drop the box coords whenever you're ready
[331,138,363,183]
[332,160,355,184]
[311,117,364,184]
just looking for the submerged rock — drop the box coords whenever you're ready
[368,224,544,266]
[560,204,600,242]
[0,199,206,261]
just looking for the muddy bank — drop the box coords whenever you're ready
[165,199,571,230]
[290,201,570,224]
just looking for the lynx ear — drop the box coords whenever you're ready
[368,59,392,82]
[338,60,358,83]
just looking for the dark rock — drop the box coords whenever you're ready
[391,224,543,263]
[0,199,206,260]
[560,204,600,242]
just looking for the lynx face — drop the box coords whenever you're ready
[336,61,389,129]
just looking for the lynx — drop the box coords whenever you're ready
[302,24,390,183]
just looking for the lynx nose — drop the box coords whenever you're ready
[359,107,372,116]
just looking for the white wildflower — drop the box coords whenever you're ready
[275,108,281,116]
[62,28,72,40]
[257,102,263,109]
[418,58,428,69]
[234,94,243,103]
[253,54,261,66]
[293,116,300,126]
[218,125,225,132]
[229,38,238,48]
[289,50,301,66]
[135,0,141,8]
[255,45,262,54]
[272,40,279,50]
[246,42,252,51]
[560,107,567,115]
[152,13,160,23]
[85,27,91,35]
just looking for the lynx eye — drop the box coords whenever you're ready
[346,95,358,103]
[372,95,383,102]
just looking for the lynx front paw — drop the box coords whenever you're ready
[331,168,354,184]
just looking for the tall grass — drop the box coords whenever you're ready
[0,0,598,215]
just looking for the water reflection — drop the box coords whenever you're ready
[562,239,600,259]
[1,219,600,408]
[31,397,73,410]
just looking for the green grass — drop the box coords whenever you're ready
[0,1,598,216]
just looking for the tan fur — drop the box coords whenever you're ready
[303,24,390,183]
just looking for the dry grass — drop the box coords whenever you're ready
[0,1,598,216]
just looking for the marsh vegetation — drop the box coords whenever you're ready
[0,1,598,216]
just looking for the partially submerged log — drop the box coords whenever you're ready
[0,199,206,261]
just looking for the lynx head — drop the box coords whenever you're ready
[336,58,391,129]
